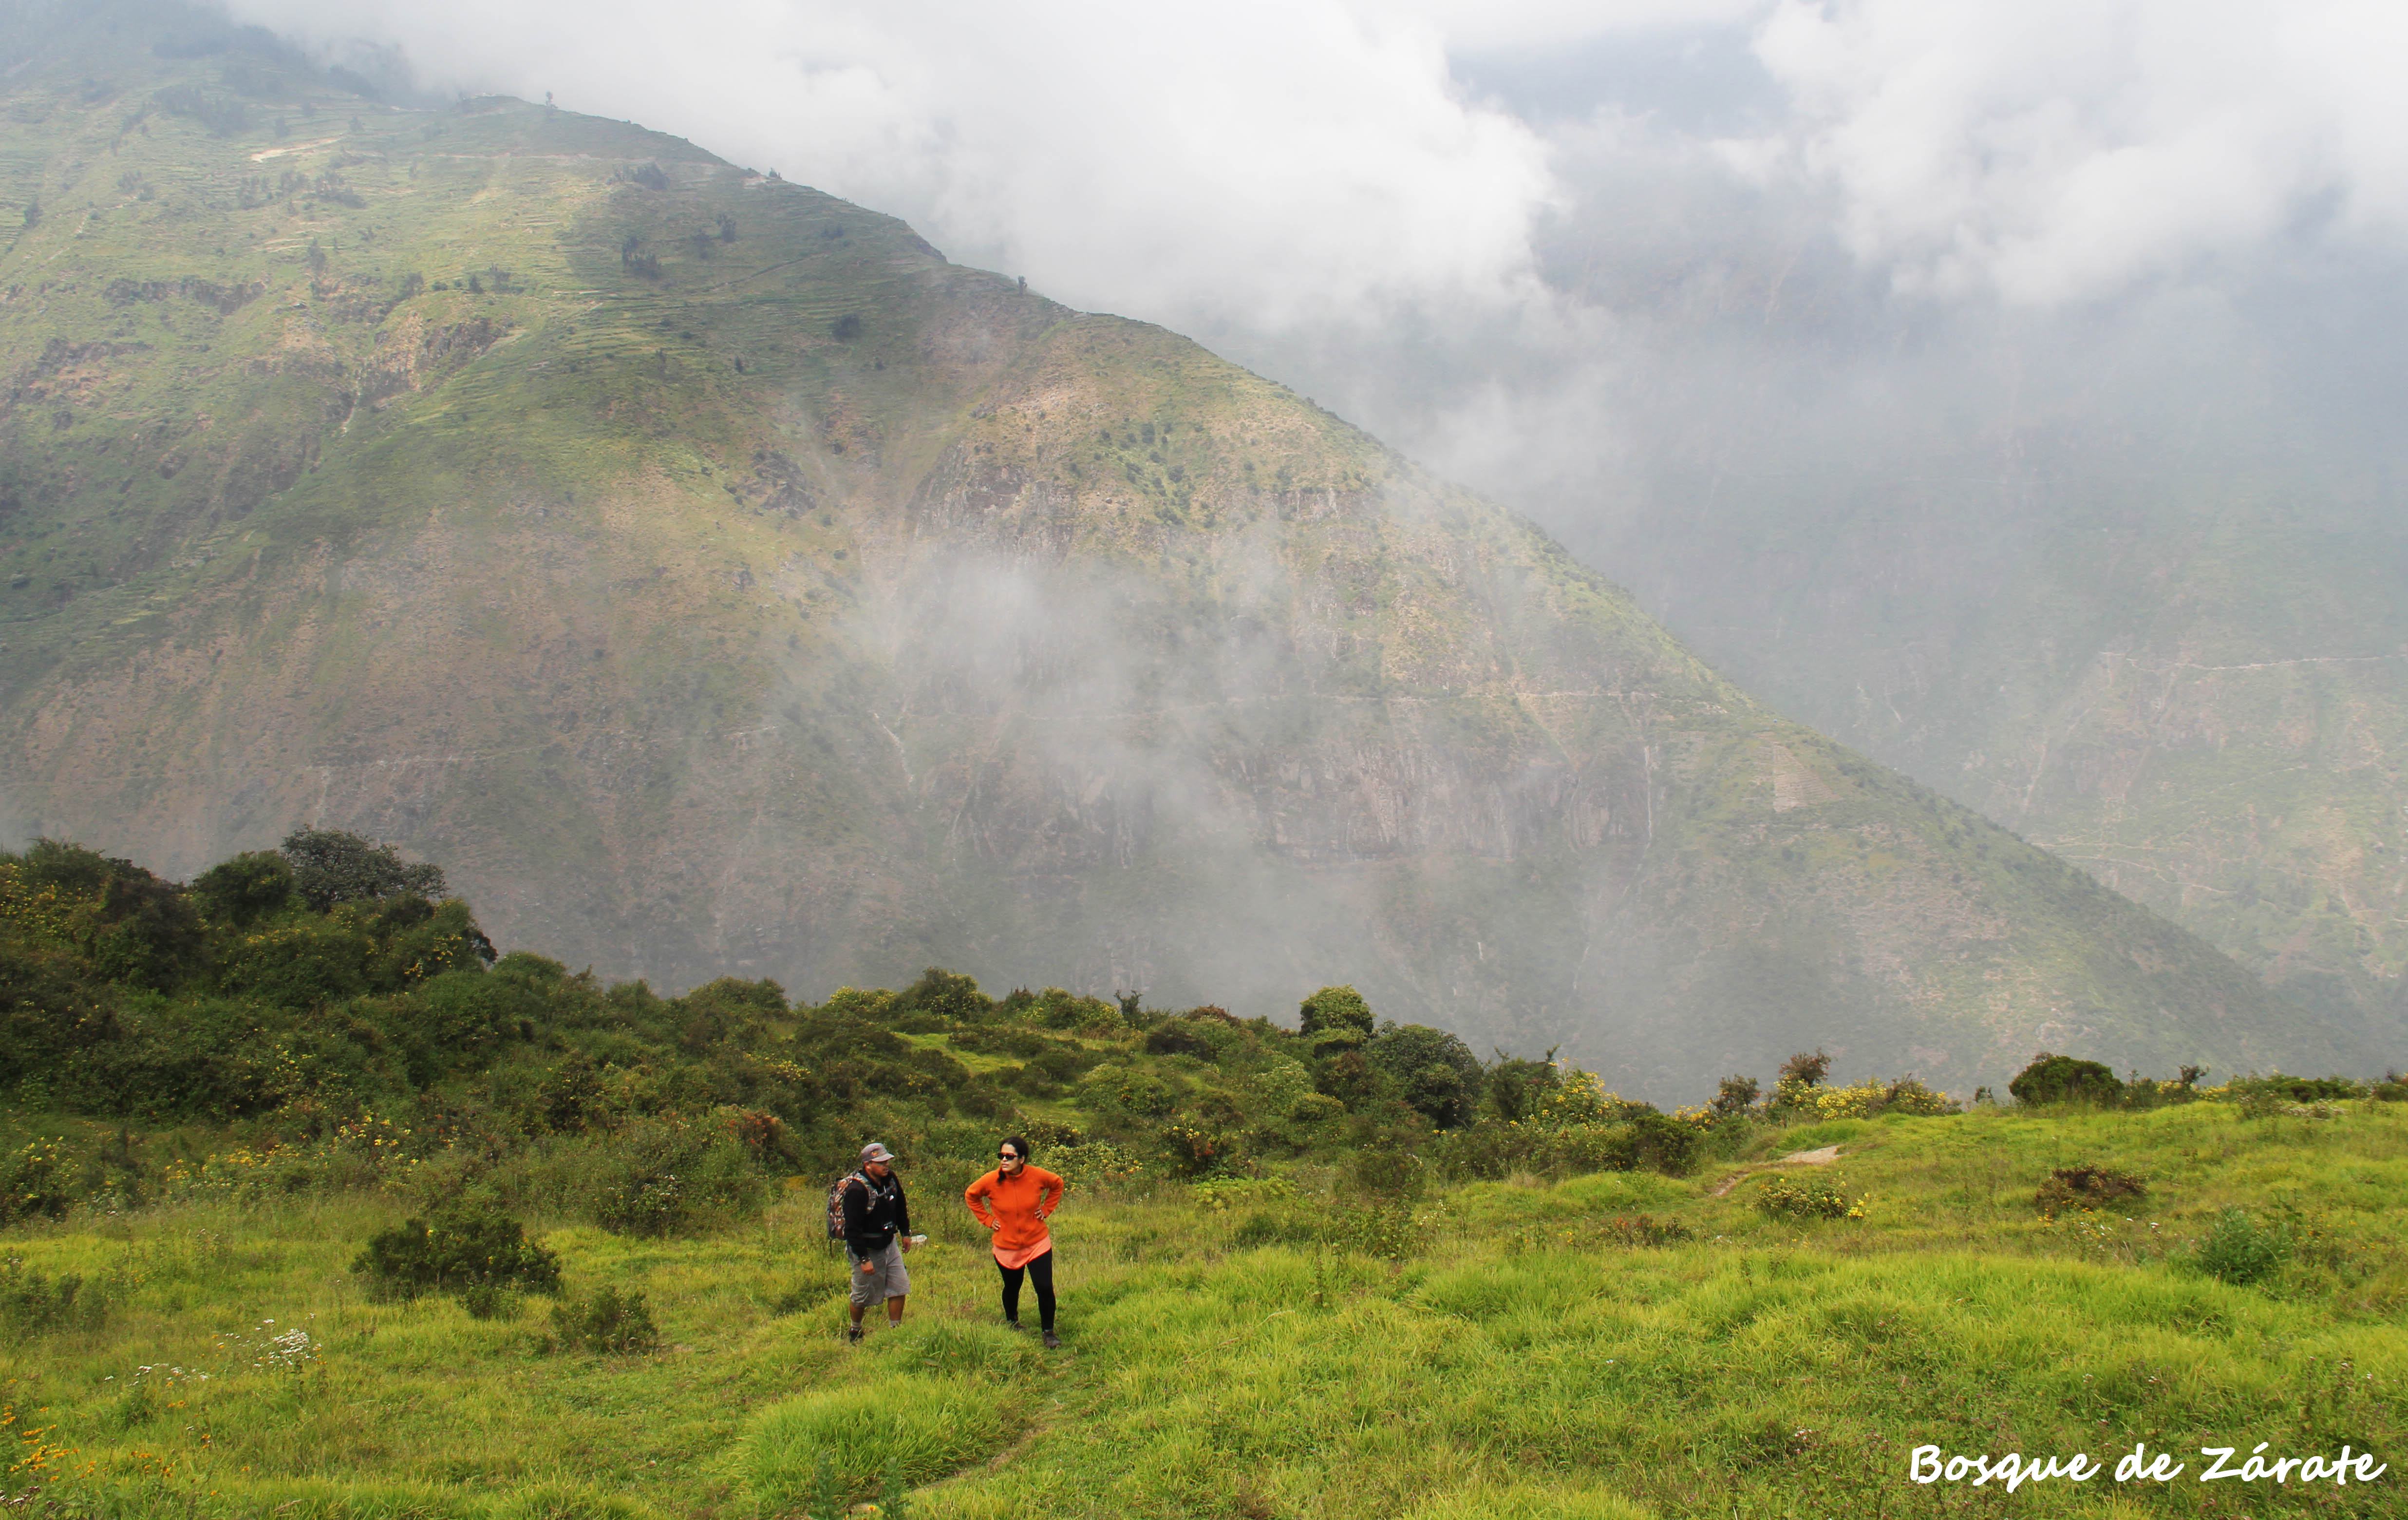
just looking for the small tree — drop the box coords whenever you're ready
[279,828,447,911]
[190,851,293,927]
[1485,1049,1560,1121]
[2008,1053,2123,1107]
[893,967,991,1023]
[1711,1075,1761,1118]
[1770,1049,1831,1116]
[1298,986,1374,1039]
[1368,1024,1483,1128]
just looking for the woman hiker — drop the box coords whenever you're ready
[963,1135,1066,1348]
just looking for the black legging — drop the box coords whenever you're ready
[998,1250,1055,1330]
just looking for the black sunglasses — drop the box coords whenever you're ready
[998,1150,1021,1159]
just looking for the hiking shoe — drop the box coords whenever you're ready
[846,1326,864,1344]
[1042,1330,1061,1349]
[1003,1319,1025,1332]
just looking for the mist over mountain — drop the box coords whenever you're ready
[187,0,2408,1043]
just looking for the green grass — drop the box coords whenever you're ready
[6,1102,2406,1517]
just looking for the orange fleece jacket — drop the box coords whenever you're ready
[963,1164,1066,1257]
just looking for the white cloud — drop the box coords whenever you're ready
[228,0,1561,328]
[1747,0,2408,302]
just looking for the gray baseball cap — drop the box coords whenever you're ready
[860,1141,897,1164]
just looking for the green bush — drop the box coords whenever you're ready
[2194,1208,2291,1285]
[0,1138,76,1223]
[460,1282,524,1321]
[1754,1174,1851,1220]
[892,967,992,1023]
[351,1202,563,1302]
[189,851,294,927]
[1324,1204,1420,1260]
[2008,1054,2123,1107]
[1367,1024,1484,1128]
[1298,986,1374,1040]
[586,1120,761,1235]
[216,917,376,1008]
[281,828,447,910]
[1628,1112,1700,1177]
[414,966,540,1055]
[1343,1145,1424,1201]
[1158,1122,1237,1178]
[551,1287,658,1353]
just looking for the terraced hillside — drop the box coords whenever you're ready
[0,0,2367,1097]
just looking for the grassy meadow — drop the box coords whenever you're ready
[5,1099,2405,1519]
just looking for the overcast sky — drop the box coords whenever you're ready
[225,0,2408,559]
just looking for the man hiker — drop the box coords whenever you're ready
[840,1141,917,1341]
[963,1134,1066,1348]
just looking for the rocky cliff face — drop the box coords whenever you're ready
[0,1,2363,1098]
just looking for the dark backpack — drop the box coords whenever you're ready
[825,1172,867,1242]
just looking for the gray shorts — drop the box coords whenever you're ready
[847,1240,911,1306]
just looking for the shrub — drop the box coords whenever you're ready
[460,1282,523,1321]
[1044,1140,1142,1189]
[1144,1023,1215,1059]
[2009,1053,2123,1107]
[551,1287,658,1353]
[1754,1173,1851,1220]
[2034,1166,2146,1213]
[1191,1176,1296,1213]
[351,1202,563,1302]
[1803,1076,1959,1120]
[281,828,447,911]
[892,967,991,1023]
[0,1139,76,1224]
[1018,1117,1084,1149]
[1629,1111,1699,1177]
[1368,1024,1483,1128]
[586,1120,761,1235]
[1158,1122,1236,1179]
[1298,986,1374,1041]
[1428,1118,1645,1182]
[1710,1076,1760,1118]
[216,918,375,1008]
[1323,1204,1419,1259]
[2195,1208,2291,1285]
[1768,1049,1831,1115]
[1024,987,1119,1033]
[1342,1145,1423,1201]
[190,851,293,927]
[1485,1054,1561,1121]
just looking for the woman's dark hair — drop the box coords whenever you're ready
[999,1135,1031,1160]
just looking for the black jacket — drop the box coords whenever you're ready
[841,1170,911,1256]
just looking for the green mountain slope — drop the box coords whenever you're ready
[0,0,2367,1098]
